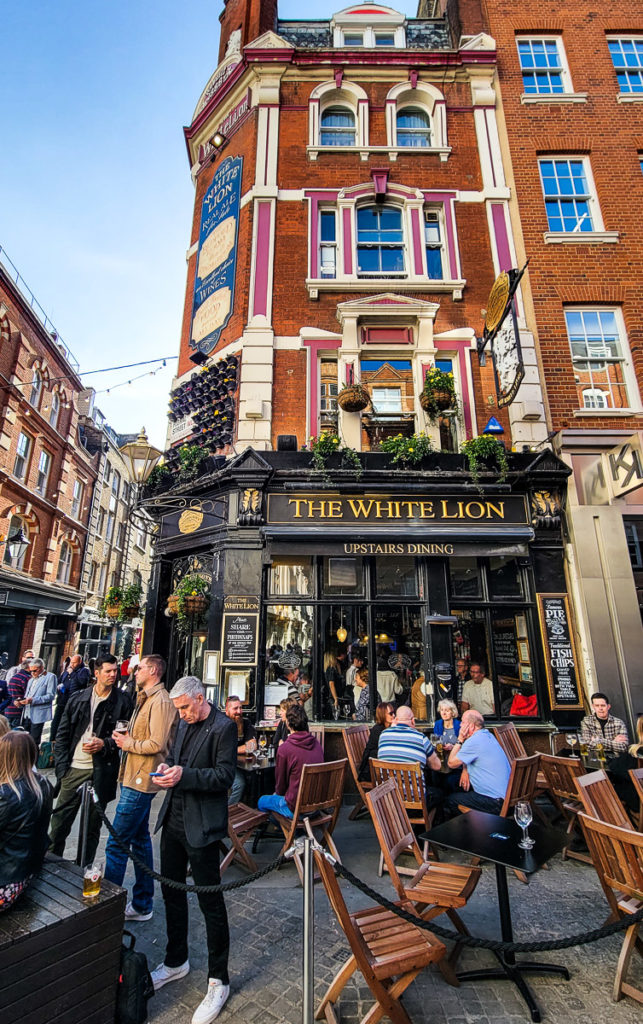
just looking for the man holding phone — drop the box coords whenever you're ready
[49,654,132,862]
[104,654,177,921]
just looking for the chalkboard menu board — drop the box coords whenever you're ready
[491,616,520,677]
[537,594,583,710]
[221,595,259,665]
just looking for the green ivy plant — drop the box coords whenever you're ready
[461,434,509,491]
[308,433,363,480]
[378,432,434,466]
[420,367,458,421]
[119,581,143,621]
[145,463,170,491]
[178,443,207,480]
[174,573,210,636]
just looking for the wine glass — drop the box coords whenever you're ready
[259,733,267,753]
[568,733,578,756]
[596,741,606,765]
[514,801,535,849]
[342,704,351,722]
[332,705,340,722]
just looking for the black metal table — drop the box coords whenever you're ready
[421,810,569,1022]
[236,754,276,808]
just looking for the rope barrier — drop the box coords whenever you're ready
[92,794,286,893]
[91,791,643,953]
[332,859,643,954]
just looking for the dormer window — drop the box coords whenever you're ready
[332,6,406,49]
[344,32,363,47]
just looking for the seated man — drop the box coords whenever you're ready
[579,692,628,757]
[461,663,495,717]
[377,705,441,777]
[225,694,256,805]
[258,705,323,819]
[445,709,511,815]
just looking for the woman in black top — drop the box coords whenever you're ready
[357,701,396,782]
[0,732,53,911]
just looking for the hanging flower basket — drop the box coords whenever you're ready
[419,367,458,421]
[121,605,140,621]
[166,594,179,615]
[338,385,370,413]
[105,604,121,619]
[183,594,208,615]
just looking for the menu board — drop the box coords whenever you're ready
[491,616,520,677]
[221,595,259,665]
[537,594,583,710]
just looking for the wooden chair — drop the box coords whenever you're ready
[343,725,373,821]
[220,803,268,875]
[366,779,481,964]
[574,769,633,829]
[272,759,347,884]
[493,723,549,822]
[539,753,589,863]
[310,723,325,756]
[578,813,643,1006]
[629,767,643,832]
[312,844,453,1024]
[369,759,436,873]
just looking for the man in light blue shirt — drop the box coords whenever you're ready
[445,710,511,815]
[378,706,441,776]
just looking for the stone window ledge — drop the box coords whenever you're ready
[306,278,465,300]
[307,145,452,163]
[544,231,619,244]
[521,93,588,105]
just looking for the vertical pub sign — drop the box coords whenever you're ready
[190,155,243,357]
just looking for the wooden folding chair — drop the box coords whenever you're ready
[540,753,589,863]
[574,769,633,829]
[370,759,436,874]
[273,759,347,884]
[313,845,452,1024]
[629,767,643,833]
[220,803,268,875]
[310,723,325,756]
[493,723,549,822]
[578,812,643,1006]
[366,779,480,964]
[343,725,373,821]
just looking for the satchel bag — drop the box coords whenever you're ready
[115,930,154,1024]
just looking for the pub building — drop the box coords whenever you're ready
[142,0,586,749]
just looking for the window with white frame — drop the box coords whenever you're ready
[333,21,405,49]
[356,205,405,277]
[98,562,107,595]
[3,516,28,570]
[29,368,43,409]
[320,106,356,146]
[608,38,643,94]
[396,107,431,148]
[565,308,635,410]
[112,470,121,499]
[105,511,115,545]
[539,158,597,232]
[424,211,444,279]
[57,542,73,584]
[320,381,338,414]
[319,210,337,278]
[517,38,570,94]
[371,387,402,414]
[71,480,84,519]
[49,391,60,429]
[13,432,32,480]
[343,32,363,46]
[35,450,51,496]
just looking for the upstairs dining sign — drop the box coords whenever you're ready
[266,493,529,526]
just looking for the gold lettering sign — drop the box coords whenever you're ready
[178,508,204,534]
[266,493,529,526]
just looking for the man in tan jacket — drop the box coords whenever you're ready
[104,653,177,921]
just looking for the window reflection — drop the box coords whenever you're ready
[269,557,314,596]
[375,557,418,597]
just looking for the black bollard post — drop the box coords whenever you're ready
[75,781,91,867]
[302,834,314,1024]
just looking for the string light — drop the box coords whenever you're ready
[0,356,174,394]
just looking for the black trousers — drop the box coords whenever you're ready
[160,827,230,985]
[24,719,44,746]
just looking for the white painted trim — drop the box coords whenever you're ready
[521,93,588,104]
[515,35,575,94]
[307,145,451,163]
[617,93,643,103]
[544,231,619,244]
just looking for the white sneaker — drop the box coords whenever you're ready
[150,960,190,991]
[191,979,230,1024]
[124,901,153,922]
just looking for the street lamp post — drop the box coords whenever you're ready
[2,527,30,565]
[119,427,163,485]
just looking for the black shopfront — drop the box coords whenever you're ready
[143,449,582,735]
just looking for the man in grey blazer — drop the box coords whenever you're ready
[19,658,56,746]
[151,676,237,1024]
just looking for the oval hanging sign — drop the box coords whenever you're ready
[484,272,510,335]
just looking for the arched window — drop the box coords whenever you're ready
[320,106,356,146]
[356,206,405,277]
[49,391,60,429]
[30,368,43,409]
[57,541,73,584]
[396,107,431,148]
[3,516,29,570]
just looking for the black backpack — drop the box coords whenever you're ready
[116,930,154,1024]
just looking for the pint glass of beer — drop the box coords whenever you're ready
[82,860,104,900]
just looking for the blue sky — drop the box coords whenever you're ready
[1,1,417,447]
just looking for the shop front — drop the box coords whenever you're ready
[143,448,580,745]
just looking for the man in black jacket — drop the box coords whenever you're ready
[51,653,91,742]
[151,675,236,1024]
[49,654,131,862]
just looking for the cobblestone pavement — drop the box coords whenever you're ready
[56,781,642,1024]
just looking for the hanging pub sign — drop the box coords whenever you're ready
[536,594,584,710]
[479,263,528,408]
[190,155,243,358]
[221,595,260,665]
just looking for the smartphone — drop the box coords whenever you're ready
[149,771,164,777]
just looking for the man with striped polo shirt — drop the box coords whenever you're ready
[377,705,441,779]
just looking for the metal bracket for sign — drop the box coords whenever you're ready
[477,261,529,408]
[129,494,227,536]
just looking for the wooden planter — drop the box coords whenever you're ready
[105,604,121,619]
[183,594,208,615]
[166,594,179,615]
[420,389,454,413]
[338,386,370,413]
[121,605,140,621]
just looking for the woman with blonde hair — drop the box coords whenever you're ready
[433,699,461,749]
[0,731,53,911]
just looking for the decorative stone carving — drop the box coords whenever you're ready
[238,488,263,526]
[225,29,241,56]
[531,490,563,529]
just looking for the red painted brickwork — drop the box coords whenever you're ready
[272,350,308,447]
[477,0,643,431]
[218,0,278,63]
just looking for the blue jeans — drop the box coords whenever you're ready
[257,793,293,819]
[229,767,246,805]
[105,786,155,913]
